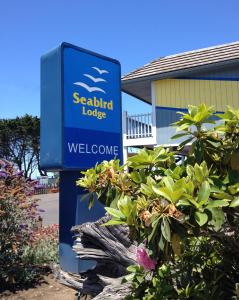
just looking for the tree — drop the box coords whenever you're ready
[0,115,47,178]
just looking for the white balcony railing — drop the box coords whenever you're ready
[123,111,156,148]
[126,113,152,139]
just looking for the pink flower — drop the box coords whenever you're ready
[136,248,156,271]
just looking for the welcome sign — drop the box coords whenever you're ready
[41,43,122,170]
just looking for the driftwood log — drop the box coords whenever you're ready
[70,215,137,299]
[93,282,132,300]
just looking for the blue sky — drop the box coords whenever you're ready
[0,0,239,118]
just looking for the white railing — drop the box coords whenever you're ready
[126,112,152,139]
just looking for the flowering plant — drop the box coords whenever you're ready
[22,224,59,266]
[0,159,41,288]
[78,105,239,299]
[136,247,156,271]
[30,224,59,244]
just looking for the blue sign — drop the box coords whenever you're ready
[41,43,122,170]
[41,43,122,272]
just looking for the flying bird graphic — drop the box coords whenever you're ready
[83,74,106,83]
[92,66,109,75]
[74,82,106,93]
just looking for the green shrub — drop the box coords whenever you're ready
[78,105,239,299]
[22,224,59,265]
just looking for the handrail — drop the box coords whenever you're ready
[126,113,152,139]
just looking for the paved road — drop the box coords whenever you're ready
[34,193,59,226]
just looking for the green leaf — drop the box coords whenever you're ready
[130,171,142,183]
[194,164,204,183]
[105,207,125,219]
[188,105,198,117]
[88,194,94,209]
[118,196,132,217]
[162,176,174,191]
[127,265,138,273]
[185,181,195,194]
[124,273,135,282]
[201,161,209,177]
[195,211,208,226]
[171,189,184,203]
[186,165,194,177]
[102,219,126,226]
[206,199,229,208]
[153,187,172,202]
[207,207,225,231]
[198,181,210,206]
[152,277,158,287]
[211,191,233,200]
[161,218,171,242]
[171,132,190,140]
[177,199,191,206]
[136,275,144,284]
[178,137,194,149]
[176,123,192,131]
[148,216,161,242]
[165,165,183,180]
[158,235,165,251]
[230,197,239,207]
[187,196,200,209]
[141,183,153,196]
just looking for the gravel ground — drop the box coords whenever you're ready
[0,274,77,300]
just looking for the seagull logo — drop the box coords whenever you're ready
[73,82,106,94]
[73,66,109,94]
[83,74,106,83]
[92,66,109,75]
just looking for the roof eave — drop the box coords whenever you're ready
[121,88,151,105]
[122,58,239,85]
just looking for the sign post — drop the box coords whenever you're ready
[40,43,122,272]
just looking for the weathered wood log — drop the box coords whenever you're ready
[93,281,132,300]
[71,215,137,299]
[72,215,137,274]
[52,264,83,290]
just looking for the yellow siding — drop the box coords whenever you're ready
[155,79,239,111]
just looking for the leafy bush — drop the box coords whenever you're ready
[0,159,41,289]
[77,105,239,299]
[22,224,59,265]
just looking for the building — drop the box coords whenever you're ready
[121,41,239,161]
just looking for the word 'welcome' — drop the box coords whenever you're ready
[68,143,119,156]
